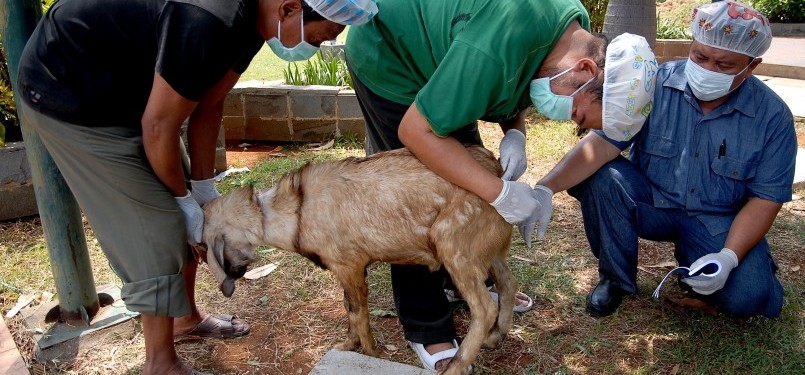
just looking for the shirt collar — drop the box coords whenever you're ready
[664,60,757,118]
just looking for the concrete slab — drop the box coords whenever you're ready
[310,349,431,375]
[0,316,29,375]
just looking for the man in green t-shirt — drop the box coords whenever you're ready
[345,0,614,371]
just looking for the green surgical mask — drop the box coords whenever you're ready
[266,14,319,62]
[530,66,593,121]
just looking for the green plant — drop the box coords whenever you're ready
[657,12,693,39]
[580,0,609,33]
[0,35,15,147]
[750,0,805,23]
[283,52,352,88]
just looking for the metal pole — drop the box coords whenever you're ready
[1,0,99,324]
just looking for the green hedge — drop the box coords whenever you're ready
[751,0,805,23]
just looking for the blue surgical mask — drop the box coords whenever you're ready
[530,66,593,121]
[266,14,319,62]
[684,58,752,101]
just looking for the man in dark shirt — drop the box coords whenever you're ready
[17,0,376,373]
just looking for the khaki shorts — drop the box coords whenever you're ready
[19,101,191,317]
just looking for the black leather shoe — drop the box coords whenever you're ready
[586,278,626,317]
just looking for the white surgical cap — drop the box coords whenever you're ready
[602,33,658,142]
[691,1,772,58]
[304,0,378,26]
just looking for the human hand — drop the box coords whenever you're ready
[490,180,540,249]
[682,248,739,295]
[175,192,204,245]
[190,178,221,206]
[499,129,527,181]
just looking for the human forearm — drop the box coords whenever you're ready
[142,73,198,196]
[188,70,240,180]
[398,103,502,202]
[724,198,782,260]
[538,132,621,193]
[498,110,526,134]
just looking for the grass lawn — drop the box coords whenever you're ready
[1,114,803,374]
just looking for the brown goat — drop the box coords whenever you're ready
[201,145,516,375]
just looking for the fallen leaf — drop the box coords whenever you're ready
[369,308,397,317]
[307,139,335,151]
[792,265,800,272]
[647,261,677,268]
[6,293,36,318]
[511,255,536,264]
[244,263,279,280]
[671,364,681,374]
[384,344,398,352]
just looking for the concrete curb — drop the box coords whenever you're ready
[310,349,431,375]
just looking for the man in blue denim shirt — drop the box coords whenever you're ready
[529,1,796,318]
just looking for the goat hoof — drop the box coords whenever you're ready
[482,332,504,349]
[334,341,358,352]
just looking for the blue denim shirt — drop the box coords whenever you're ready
[595,60,797,235]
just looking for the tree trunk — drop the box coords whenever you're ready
[602,0,657,48]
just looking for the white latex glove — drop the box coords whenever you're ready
[499,129,527,181]
[531,185,554,240]
[490,180,540,249]
[190,178,221,206]
[175,192,204,245]
[683,248,739,295]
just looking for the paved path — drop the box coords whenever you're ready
[763,37,805,68]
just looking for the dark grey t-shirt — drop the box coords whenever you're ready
[18,0,263,128]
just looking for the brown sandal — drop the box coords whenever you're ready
[175,314,250,339]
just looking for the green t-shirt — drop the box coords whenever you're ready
[345,0,590,136]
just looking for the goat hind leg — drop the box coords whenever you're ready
[483,255,516,349]
[441,269,497,375]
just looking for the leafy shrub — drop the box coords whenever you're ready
[0,36,15,147]
[283,52,352,88]
[580,0,609,33]
[0,0,58,146]
[750,0,805,23]
[657,12,692,39]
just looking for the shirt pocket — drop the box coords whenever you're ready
[637,134,678,187]
[708,157,757,205]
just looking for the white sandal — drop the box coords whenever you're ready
[408,339,459,371]
[489,286,534,313]
[445,286,534,313]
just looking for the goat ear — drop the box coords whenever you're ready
[205,234,229,293]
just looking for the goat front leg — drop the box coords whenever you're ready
[333,266,378,356]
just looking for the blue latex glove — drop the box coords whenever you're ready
[499,129,527,181]
[190,178,222,206]
[175,192,204,245]
[490,180,540,249]
[682,248,739,295]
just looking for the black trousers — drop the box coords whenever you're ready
[347,63,483,344]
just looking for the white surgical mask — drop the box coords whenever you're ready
[530,66,594,121]
[266,13,319,61]
[684,58,752,101]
